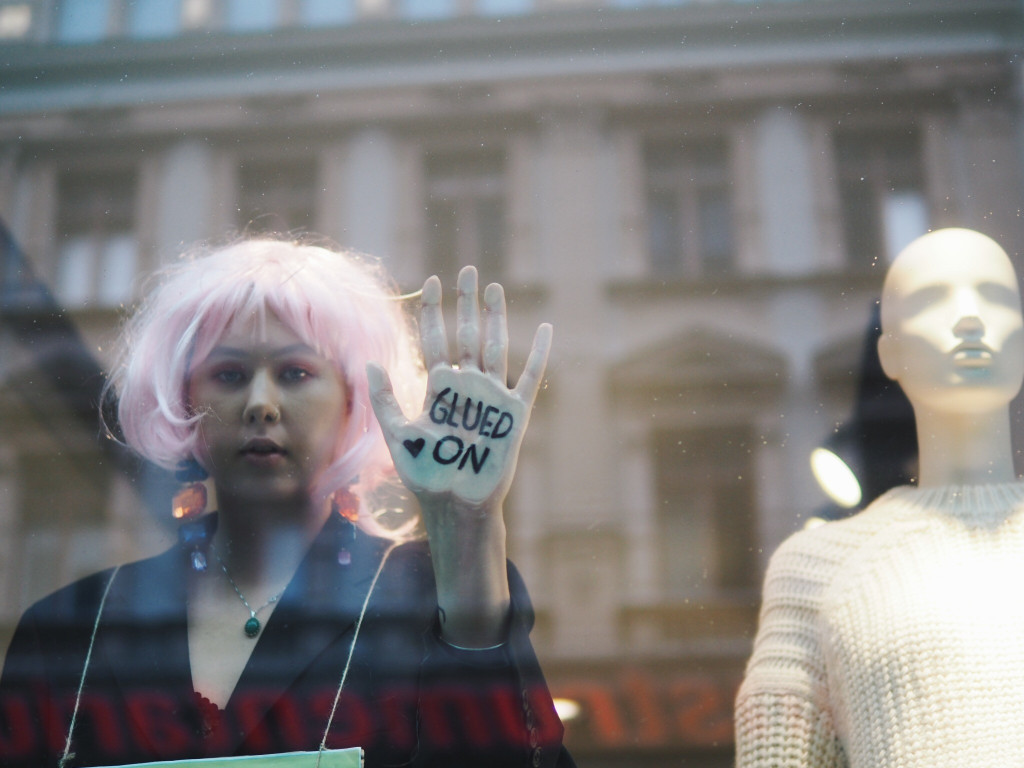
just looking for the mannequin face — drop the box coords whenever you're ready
[878,229,1024,415]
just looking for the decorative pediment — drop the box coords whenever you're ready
[609,327,787,395]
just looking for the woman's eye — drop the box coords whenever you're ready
[280,366,312,383]
[213,368,246,385]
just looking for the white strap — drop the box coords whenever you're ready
[315,542,397,767]
[59,564,122,768]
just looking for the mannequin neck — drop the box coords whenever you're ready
[914,405,1016,488]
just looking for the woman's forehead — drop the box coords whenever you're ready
[204,308,325,359]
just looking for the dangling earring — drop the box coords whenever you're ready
[331,486,359,566]
[174,460,211,572]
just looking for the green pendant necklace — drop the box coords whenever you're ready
[215,555,286,638]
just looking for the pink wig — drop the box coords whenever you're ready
[107,238,425,538]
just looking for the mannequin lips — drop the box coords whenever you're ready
[952,341,994,368]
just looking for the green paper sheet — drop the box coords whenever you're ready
[100,748,362,768]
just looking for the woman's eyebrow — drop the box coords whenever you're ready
[205,343,317,359]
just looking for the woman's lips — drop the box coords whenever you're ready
[240,438,287,464]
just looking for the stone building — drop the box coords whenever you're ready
[1,0,1023,764]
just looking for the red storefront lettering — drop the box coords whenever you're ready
[378,686,419,752]
[417,686,492,749]
[0,695,37,756]
[76,692,125,755]
[310,690,375,748]
[127,691,192,755]
[553,682,627,747]
[622,672,667,746]
[668,677,735,747]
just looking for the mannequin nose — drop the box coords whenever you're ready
[952,288,985,340]
[953,314,984,340]
[243,371,281,424]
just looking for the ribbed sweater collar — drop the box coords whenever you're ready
[879,481,1024,525]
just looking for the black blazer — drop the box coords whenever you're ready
[0,514,570,768]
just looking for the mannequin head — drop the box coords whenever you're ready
[878,228,1024,417]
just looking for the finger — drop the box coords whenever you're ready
[482,282,508,382]
[456,265,481,370]
[419,275,449,372]
[513,323,553,403]
[366,362,409,440]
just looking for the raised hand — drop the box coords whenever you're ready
[368,266,552,510]
[367,266,551,646]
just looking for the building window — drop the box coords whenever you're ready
[237,157,318,235]
[55,0,111,42]
[476,0,531,16]
[653,426,756,599]
[424,151,506,280]
[402,0,455,20]
[301,0,356,24]
[835,128,930,268]
[645,138,734,279]
[127,0,181,38]
[225,0,278,31]
[0,3,32,39]
[56,169,138,308]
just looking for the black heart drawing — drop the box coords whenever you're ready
[403,438,426,458]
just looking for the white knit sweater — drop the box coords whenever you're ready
[735,482,1024,767]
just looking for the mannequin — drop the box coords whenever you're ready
[877,229,1024,486]
[735,229,1024,767]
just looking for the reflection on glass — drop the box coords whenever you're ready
[0,3,31,38]
[836,129,929,269]
[477,0,531,17]
[226,0,277,31]
[128,0,182,38]
[882,189,929,263]
[425,151,507,279]
[56,0,111,42]
[403,0,456,20]
[302,0,356,25]
[645,139,734,278]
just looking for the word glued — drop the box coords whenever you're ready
[399,388,516,474]
[429,388,514,438]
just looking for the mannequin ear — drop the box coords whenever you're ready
[877,333,899,381]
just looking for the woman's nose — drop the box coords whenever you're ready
[243,370,281,424]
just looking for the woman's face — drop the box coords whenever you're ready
[187,310,349,509]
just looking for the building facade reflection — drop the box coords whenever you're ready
[2,1,1024,765]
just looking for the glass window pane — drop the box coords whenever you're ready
[882,190,929,263]
[402,0,455,20]
[476,0,531,17]
[128,0,181,38]
[225,0,277,31]
[237,157,318,235]
[836,129,927,269]
[57,236,95,307]
[301,0,356,24]
[645,138,732,278]
[56,0,110,43]
[425,151,506,279]
[98,234,138,306]
[698,190,734,275]
[647,191,680,276]
[0,3,32,39]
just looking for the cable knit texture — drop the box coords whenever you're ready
[735,482,1024,767]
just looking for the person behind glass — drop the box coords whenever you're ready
[0,239,572,768]
[735,228,1024,767]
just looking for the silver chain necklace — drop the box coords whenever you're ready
[214,554,287,638]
